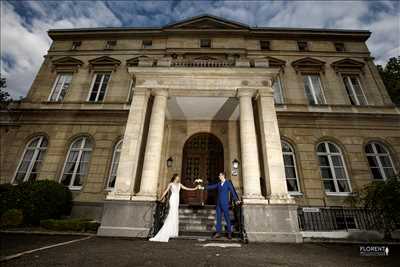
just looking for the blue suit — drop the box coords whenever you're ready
[206,180,238,233]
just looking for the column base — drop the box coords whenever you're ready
[97,200,156,238]
[242,203,302,243]
[267,193,295,204]
[106,191,132,200]
[131,195,157,201]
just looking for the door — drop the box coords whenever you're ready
[181,133,224,205]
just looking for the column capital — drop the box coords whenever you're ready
[258,87,274,97]
[151,88,169,97]
[237,88,257,98]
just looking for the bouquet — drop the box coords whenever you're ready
[194,178,204,190]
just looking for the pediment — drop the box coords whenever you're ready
[164,15,249,30]
[52,56,83,66]
[126,56,154,67]
[331,58,365,69]
[291,57,325,73]
[266,56,286,68]
[89,56,121,66]
[51,56,83,72]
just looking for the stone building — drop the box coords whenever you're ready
[1,15,399,242]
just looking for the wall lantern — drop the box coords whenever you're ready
[167,157,173,168]
[232,158,239,176]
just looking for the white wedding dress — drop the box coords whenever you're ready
[149,182,180,242]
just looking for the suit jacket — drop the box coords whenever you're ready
[206,180,238,207]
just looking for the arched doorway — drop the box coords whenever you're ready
[181,133,224,205]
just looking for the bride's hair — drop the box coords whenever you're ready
[170,173,179,183]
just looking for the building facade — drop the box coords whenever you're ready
[1,15,399,242]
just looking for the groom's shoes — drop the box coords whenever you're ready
[213,233,221,239]
[227,233,232,240]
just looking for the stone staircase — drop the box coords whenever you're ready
[177,204,241,241]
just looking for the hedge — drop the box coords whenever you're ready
[40,218,100,232]
[0,180,72,225]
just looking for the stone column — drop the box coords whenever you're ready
[257,87,293,204]
[135,89,168,200]
[238,89,264,201]
[107,88,150,200]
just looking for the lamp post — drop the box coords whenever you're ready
[232,158,239,176]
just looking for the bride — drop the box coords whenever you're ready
[149,173,199,242]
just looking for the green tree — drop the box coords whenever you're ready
[0,75,11,106]
[359,175,400,239]
[377,56,400,106]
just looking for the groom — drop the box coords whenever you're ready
[204,172,240,239]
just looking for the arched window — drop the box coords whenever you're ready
[365,142,396,180]
[317,141,351,194]
[106,140,123,189]
[60,136,92,189]
[13,136,48,184]
[281,141,300,193]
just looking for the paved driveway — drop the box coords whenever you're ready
[1,233,399,267]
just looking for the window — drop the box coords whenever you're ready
[49,73,73,101]
[200,39,211,48]
[317,141,351,194]
[71,41,81,50]
[282,141,300,193]
[365,142,396,180]
[107,140,123,189]
[334,42,345,52]
[260,40,271,50]
[342,75,368,106]
[13,136,48,184]
[88,72,111,102]
[105,40,117,50]
[297,41,309,51]
[60,137,92,189]
[303,74,326,105]
[142,40,152,48]
[273,75,284,104]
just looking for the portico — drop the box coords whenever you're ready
[98,61,301,242]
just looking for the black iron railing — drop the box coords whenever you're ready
[297,206,383,231]
[147,200,168,238]
[233,202,248,243]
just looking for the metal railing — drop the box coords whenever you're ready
[232,202,248,243]
[297,206,383,231]
[171,59,235,68]
[147,200,168,238]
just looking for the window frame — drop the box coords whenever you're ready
[297,41,309,52]
[334,42,345,52]
[341,74,368,106]
[59,136,92,190]
[200,39,211,48]
[260,40,271,51]
[106,139,123,190]
[273,75,285,104]
[365,142,397,181]
[87,72,111,102]
[303,73,327,105]
[12,136,48,184]
[281,141,301,195]
[48,73,73,102]
[142,40,153,48]
[317,141,352,196]
[104,40,117,50]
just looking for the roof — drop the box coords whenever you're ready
[48,14,371,41]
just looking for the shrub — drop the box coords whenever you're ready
[0,209,23,227]
[0,180,72,225]
[40,218,100,232]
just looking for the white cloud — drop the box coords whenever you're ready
[1,1,121,99]
[1,0,399,99]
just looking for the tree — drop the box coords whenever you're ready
[0,75,11,105]
[359,175,400,240]
[377,56,400,106]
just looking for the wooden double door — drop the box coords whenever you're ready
[181,133,224,205]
